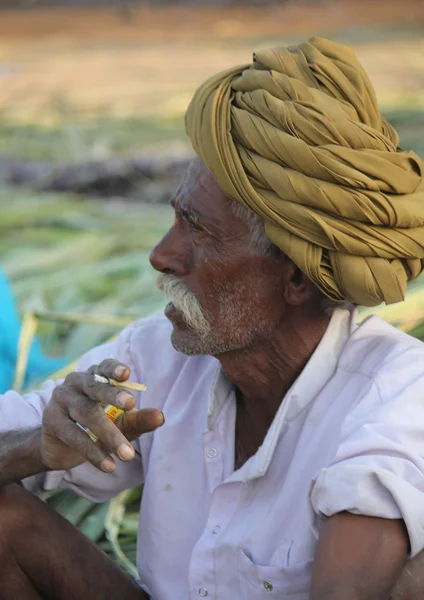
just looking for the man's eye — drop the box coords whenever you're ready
[190,221,203,233]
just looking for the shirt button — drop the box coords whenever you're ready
[212,525,221,534]
[198,588,208,597]
[263,581,273,592]
[206,448,217,459]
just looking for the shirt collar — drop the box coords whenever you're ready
[245,306,356,480]
[209,307,356,482]
[207,361,233,430]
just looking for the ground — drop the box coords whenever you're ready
[0,1,422,145]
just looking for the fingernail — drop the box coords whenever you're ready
[159,411,165,425]
[114,365,127,378]
[117,392,133,409]
[101,458,116,472]
[118,444,134,461]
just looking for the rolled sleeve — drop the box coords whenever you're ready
[0,380,58,433]
[310,367,424,557]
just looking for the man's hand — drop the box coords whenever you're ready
[41,359,164,473]
[310,511,408,600]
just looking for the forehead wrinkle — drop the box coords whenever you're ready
[172,161,237,233]
[172,174,216,222]
[170,195,203,222]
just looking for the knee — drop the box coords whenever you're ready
[0,484,34,541]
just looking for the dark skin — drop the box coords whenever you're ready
[0,359,161,599]
[0,483,145,600]
[0,156,421,599]
[150,157,331,464]
[310,512,410,600]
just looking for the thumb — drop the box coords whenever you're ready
[117,408,165,442]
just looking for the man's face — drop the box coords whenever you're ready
[149,157,289,356]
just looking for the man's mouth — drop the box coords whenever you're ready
[158,274,210,336]
[165,301,176,315]
[165,301,181,318]
[164,301,190,329]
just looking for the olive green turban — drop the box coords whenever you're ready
[185,36,424,306]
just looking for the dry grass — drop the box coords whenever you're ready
[0,1,422,128]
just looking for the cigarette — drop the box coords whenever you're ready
[108,378,147,392]
[93,374,147,392]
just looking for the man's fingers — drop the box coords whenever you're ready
[88,359,131,382]
[117,408,165,442]
[61,372,135,410]
[44,361,161,474]
[43,426,117,473]
[69,408,136,462]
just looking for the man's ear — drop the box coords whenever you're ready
[282,262,315,306]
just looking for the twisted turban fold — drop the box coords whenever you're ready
[185,36,424,306]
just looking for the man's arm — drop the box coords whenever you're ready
[0,428,46,487]
[0,359,164,490]
[310,511,408,600]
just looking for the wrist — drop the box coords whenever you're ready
[0,427,48,487]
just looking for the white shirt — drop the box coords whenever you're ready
[2,308,424,599]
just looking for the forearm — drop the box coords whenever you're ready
[0,428,49,487]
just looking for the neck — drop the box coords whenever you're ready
[217,310,331,427]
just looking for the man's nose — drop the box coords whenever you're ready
[149,228,189,276]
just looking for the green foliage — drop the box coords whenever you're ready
[0,106,422,162]
[0,179,172,573]
[0,113,186,162]
[46,486,142,575]
[0,187,172,361]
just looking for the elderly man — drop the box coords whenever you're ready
[1,37,424,600]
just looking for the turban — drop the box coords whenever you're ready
[185,36,424,306]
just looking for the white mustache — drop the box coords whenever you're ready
[156,273,210,336]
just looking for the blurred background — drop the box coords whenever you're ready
[1,0,423,572]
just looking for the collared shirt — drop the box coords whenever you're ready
[2,308,424,599]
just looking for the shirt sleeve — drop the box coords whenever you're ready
[0,321,145,502]
[310,351,424,557]
[0,379,59,433]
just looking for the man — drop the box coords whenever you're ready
[1,36,424,600]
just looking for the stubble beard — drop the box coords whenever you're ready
[156,273,278,357]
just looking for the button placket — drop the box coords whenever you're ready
[206,447,218,459]
[189,479,243,599]
[202,430,223,493]
[190,406,238,599]
[189,449,224,600]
